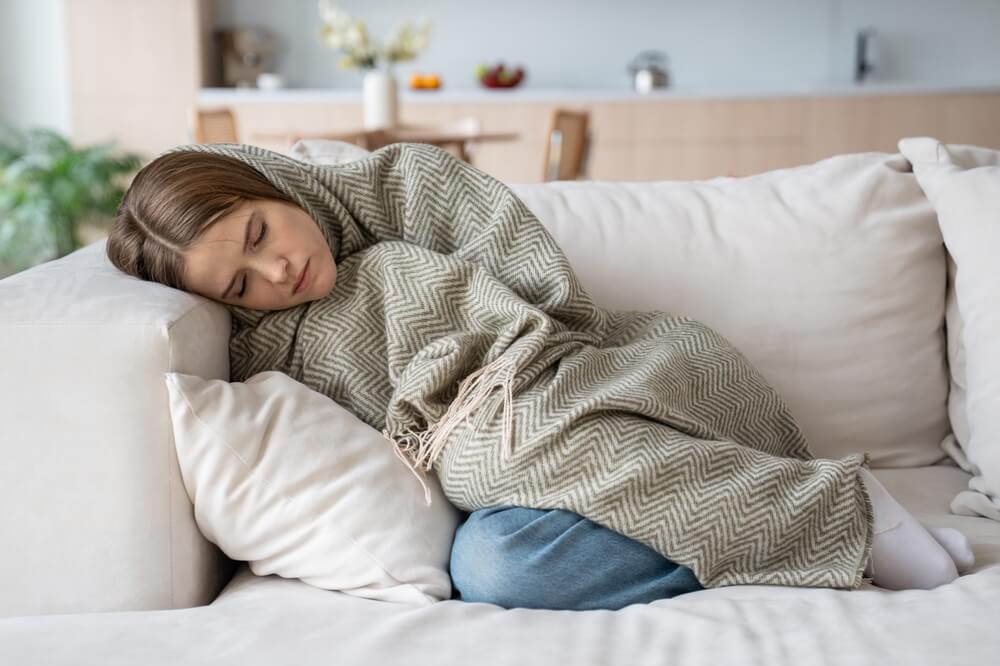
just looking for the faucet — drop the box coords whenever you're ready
[855,27,878,83]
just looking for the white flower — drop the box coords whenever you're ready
[345,20,367,50]
[319,26,345,50]
[317,0,345,26]
[318,0,430,69]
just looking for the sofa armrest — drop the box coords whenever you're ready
[0,241,235,617]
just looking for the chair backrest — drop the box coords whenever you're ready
[192,107,238,144]
[543,109,590,181]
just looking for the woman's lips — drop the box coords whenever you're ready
[293,259,310,295]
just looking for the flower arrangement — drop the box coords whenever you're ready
[318,0,431,70]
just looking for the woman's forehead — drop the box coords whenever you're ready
[182,206,253,287]
[201,204,254,242]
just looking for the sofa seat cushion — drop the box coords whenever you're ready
[1,465,997,666]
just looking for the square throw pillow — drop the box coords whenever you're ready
[899,136,1000,522]
[165,370,463,605]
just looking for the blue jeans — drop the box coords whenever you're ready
[449,506,704,610]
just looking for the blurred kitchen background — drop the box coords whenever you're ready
[1,0,999,275]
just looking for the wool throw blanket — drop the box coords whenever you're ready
[171,141,874,590]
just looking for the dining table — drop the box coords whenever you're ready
[250,125,521,164]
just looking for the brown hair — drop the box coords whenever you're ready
[106,150,295,290]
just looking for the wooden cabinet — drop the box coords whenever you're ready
[584,97,806,180]
[209,90,1000,182]
[64,0,205,159]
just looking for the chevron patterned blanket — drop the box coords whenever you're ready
[174,142,874,590]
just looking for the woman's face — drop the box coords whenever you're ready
[182,199,337,311]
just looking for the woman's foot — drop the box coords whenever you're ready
[927,526,975,574]
[858,467,958,590]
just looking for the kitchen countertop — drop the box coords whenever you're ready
[199,81,1000,105]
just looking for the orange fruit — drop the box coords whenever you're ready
[409,73,424,89]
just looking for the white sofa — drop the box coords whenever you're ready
[2,141,1000,665]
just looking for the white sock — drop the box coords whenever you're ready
[858,467,958,590]
[927,526,975,574]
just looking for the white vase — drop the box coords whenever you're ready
[362,69,398,130]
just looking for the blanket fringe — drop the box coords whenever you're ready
[382,353,518,506]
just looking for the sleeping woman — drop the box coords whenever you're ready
[105,141,972,610]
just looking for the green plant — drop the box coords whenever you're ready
[0,124,143,278]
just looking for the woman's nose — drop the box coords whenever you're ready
[252,255,291,285]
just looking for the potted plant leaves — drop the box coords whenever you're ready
[0,124,142,278]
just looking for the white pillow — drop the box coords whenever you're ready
[512,150,948,468]
[899,136,1000,522]
[164,370,462,605]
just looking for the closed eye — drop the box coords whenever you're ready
[236,220,267,299]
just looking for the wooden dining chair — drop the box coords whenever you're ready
[191,107,239,144]
[542,109,591,181]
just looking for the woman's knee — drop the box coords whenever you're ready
[448,505,704,610]
[449,506,558,608]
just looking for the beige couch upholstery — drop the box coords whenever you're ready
[0,243,234,615]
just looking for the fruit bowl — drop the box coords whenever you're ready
[476,62,525,89]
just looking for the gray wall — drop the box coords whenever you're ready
[0,0,69,132]
[210,0,1000,90]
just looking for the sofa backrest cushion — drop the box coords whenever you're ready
[900,136,1000,521]
[510,151,948,467]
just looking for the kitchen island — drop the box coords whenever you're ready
[198,83,1000,182]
